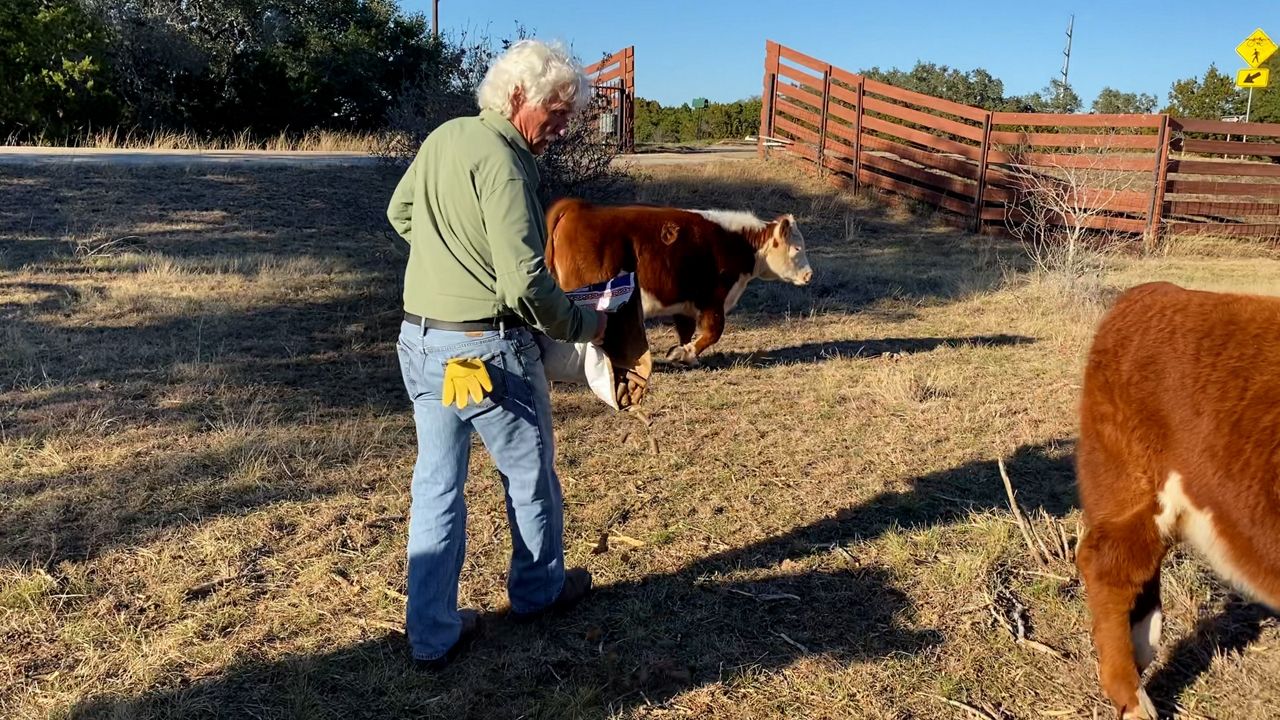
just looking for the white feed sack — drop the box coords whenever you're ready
[538,273,636,410]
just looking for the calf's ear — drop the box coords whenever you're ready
[773,215,793,241]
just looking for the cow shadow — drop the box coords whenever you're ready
[66,441,1076,719]
[1145,593,1276,716]
[650,333,1036,372]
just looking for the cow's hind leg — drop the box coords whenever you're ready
[1078,515,1167,719]
[667,307,724,366]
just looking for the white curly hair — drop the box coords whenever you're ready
[476,39,591,119]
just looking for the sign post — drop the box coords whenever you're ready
[1235,27,1276,126]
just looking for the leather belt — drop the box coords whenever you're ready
[404,311,526,332]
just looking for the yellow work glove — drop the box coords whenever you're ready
[441,358,493,410]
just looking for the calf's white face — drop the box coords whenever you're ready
[759,215,813,286]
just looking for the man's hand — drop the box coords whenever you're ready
[591,310,609,345]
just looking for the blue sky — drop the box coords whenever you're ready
[405,1,1279,108]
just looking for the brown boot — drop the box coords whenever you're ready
[510,567,593,623]
[413,609,482,671]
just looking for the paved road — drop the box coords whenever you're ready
[619,146,758,165]
[0,144,758,167]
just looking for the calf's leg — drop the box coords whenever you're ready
[672,315,696,347]
[1078,513,1167,719]
[667,307,725,366]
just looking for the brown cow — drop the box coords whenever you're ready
[1077,281,1280,719]
[545,199,813,365]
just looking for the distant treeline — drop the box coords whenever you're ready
[633,97,762,144]
[2,0,456,140]
[5,1,1278,143]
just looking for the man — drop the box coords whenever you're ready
[386,39,607,669]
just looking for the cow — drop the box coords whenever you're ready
[544,199,814,365]
[1076,281,1280,719]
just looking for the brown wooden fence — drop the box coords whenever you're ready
[758,40,1280,240]
[584,46,636,153]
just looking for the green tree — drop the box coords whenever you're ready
[1020,78,1082,114]
[634,97,762,144]
[1164,63,1246,118]
[1090,87,1158,114]
[862,62,1008,110]
[87,0,437,135]
[0,0,116,138]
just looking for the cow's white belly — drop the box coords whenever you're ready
[640,290,694,318]
[639,274,754,318]
[1156,472,1277,608]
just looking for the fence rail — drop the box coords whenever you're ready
[759,40,1280,240]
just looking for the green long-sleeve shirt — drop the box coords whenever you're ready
[386,109,598,343]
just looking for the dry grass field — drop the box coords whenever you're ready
[7,129,382,153]
[2,157,1279,719]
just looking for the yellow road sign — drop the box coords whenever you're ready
[1237,67,1270,88]
[1236,28,1277,68]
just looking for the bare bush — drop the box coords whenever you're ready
[377,33,628,203]
[1001,145,1144,282]
[535,90,631,203]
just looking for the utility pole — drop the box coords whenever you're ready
[1060,13,1074,107]
[432,0,439,38]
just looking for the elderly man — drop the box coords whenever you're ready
[386,39,606,669]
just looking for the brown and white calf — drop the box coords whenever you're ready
[545,199,814,364]
[1077,281,1280,719]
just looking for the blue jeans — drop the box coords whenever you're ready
[396,320,566,661]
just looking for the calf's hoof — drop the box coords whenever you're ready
[665,344,700,367]
[1118,688,1158,719]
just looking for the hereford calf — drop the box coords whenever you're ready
[545,199,813,365]
[1077,281,1280,719]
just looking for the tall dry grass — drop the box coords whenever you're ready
[7,128,383,152]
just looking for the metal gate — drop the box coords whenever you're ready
[584,47,635,153]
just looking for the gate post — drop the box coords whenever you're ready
[851,76,865,190]
[759,40,780,159]
[622,46,635,153]
[972,111,994,232]
[817,64,832,177]
[1145,114,1172,246]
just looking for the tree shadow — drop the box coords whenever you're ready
[1145,594,1275,716]
[66,441,1075,719]
[1,160,1027,570]
[0,164,402,272]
